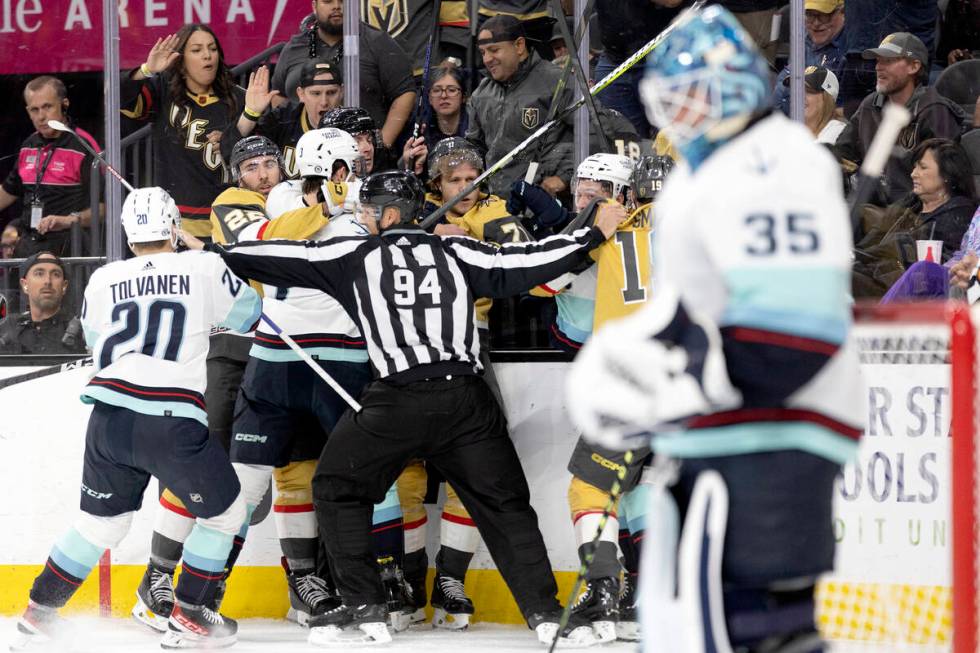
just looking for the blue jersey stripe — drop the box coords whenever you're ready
[81,387,208,425]
[652,422,858,464]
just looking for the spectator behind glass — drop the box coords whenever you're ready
[270,0,416,150]
[937,0,980,68]
[0,252,85,355]
[578,0,686,138]
[833,32,967,206]
[121,24,244,240]
[839,0,939,113]
[466,15,574,200]
[772,0,846,116]
[0,76,99,259]
[852,138,978,298]
[223,61,345,180]
[783,66,846,143]
[424,61,469,152]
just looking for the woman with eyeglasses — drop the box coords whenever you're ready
[424,61,469,152]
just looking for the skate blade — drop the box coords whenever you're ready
[132,597,170,634]
[159,630,236,650]
[615,620,640,642]
[11,616,74,651]
[286,607,311,627]
[535,623,598,649]
[388,611,411,633]
[407,608,427,627]
[308,622,392,647]
[591,620,616,644]
[432,608,469,631]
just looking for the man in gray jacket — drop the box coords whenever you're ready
[466,16,574,201]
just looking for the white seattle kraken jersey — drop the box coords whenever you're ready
[266,179,362,219]
[250,213,369,364]
[650,114,863,464]
[81,251,262,424]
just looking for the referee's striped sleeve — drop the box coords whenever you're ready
[445,226,603,298]
[209,237,363,296]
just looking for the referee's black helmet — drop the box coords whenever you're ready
[359,171,425,225]
[318,107,376,135]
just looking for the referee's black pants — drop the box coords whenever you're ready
[312,374,562,620]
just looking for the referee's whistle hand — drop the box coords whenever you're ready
[594,203,627,240]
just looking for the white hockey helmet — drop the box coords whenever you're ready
[296,127,362,180]
[121,187,180,247]
[575,153,635,202]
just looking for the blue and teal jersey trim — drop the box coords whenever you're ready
[81,377,208,426]
[220,288,263,334]
[555,293,594,345]
[250,331,368,364]
[722,267,850,345]
[654,411,861,465]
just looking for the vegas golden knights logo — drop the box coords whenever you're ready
[362,0,409,38]
[521,107,540,130]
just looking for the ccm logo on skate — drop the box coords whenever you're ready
[234,433,268,443]
[590,453,625,474]
[80,483,112,499]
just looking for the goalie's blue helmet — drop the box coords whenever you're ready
[639,5,770,169]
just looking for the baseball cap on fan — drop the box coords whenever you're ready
[862,32,929,65]
[477,15,527,45]
[782,65,839,101]
[804,0,843,13]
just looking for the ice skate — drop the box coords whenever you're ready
[570,576,619,643]
[430,572,474,630]
[9,601,71,651]
[379,560,411,632]
[160,602,237,649]
[285,562,341,627]
[308,603,392,647]
[403,575,427,626]
[132,561,175,633]
[529,610,598,648]
[616,573,640,642]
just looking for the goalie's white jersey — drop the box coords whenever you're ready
[80,251,262,424]
[650,114,863,464]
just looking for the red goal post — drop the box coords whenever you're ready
[851,301,978,653]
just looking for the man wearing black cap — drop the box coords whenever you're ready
[0,252,84,355]
[834,32,968,204]
[269,0,416,151]
[466,14,574,201]
[225,62,345,179]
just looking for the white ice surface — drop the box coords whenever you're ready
[0,617,640,652]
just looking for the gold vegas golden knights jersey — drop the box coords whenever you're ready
[424,192,531,327]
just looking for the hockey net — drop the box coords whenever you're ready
[815,302,978,653]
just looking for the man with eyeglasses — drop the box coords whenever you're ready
[773,0,846,116]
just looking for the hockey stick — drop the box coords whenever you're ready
[420,1,703,230]
[406,0,444,171]
[544,0,596,125]
[258,313,363,413]
[548,449,634,653]
[547,0,610,153]
[0,356,94,391]
[847,103,911,237]
[47,120,136,192]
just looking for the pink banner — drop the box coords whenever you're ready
[0,0,312,74]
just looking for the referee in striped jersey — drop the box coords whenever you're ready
[188,170,625,644]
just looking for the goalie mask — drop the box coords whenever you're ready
[121,187,181,248]
[639,5,770,169]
